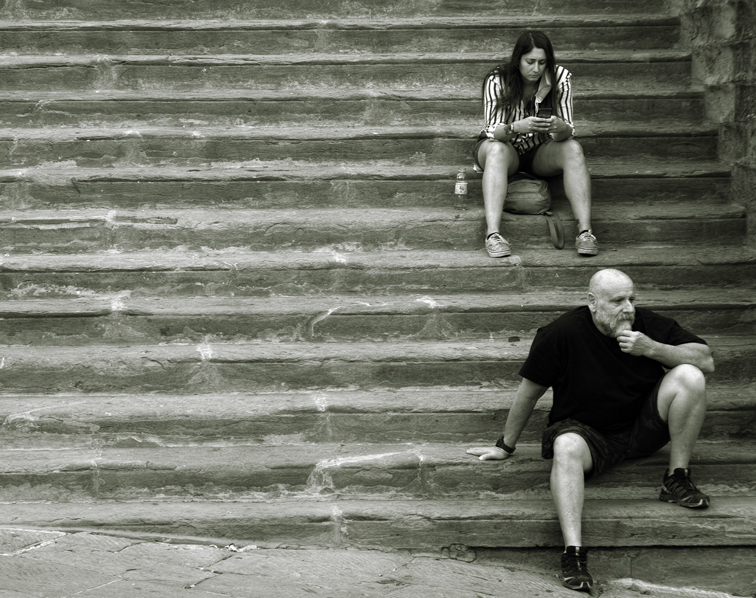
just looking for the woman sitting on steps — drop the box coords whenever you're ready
[473,30,598,258]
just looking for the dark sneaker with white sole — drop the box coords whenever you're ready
[561,546,593,592]
[660,468,710,508]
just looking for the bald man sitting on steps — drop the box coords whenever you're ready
[467,268,714,592]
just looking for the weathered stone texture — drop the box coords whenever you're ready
[678,0,756,242]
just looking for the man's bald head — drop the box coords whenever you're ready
[588,269,634,298]
[588,269,636,337]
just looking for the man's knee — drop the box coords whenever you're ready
[553,433,592,471]
[658,364,707,421]
[666,363,707,394]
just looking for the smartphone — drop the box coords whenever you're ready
[537,107,552,119]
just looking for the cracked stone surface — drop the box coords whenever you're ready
[0,529,747,598]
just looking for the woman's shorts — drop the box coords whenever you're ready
[541,377,670,478]
[472,134,551,175]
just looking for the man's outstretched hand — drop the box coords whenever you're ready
[466,446,510,461]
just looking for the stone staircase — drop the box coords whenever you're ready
[0,0,754,593]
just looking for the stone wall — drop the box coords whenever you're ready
[672,0,756,244]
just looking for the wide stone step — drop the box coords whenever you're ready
[0,17,681,55]
[3,497,754,550]
[0,124,717,168]
[0,337,750,393]
[0,203,745,254]
[0,51,692,92]
[1,248,753,298]
[0,290,750,345]
[2,384,753,445]
[0,440,751,502]
[0,88,705,128]
[0,0,671,20]
[0,162,731,210]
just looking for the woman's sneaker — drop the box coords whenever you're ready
[575,230,598,256]
[660,468,710,508]
[485,232,511,257]
[561,546,593,592]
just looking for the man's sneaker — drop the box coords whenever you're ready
[660,468,710,508]
[485,232,511,258]
[561,546,593,592]
[575,230,598,256]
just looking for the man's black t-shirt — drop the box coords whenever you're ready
[518,306,707,433]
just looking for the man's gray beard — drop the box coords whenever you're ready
[610,320,633,338]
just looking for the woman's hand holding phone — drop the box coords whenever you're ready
[517,115,555,133]
[534,107,556,133]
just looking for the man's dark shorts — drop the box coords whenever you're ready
[541,377,670,478]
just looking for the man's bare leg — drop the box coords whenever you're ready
[657,364,710,508]
[551,432,593,546]
[656,364,707,470]
[551,432,595,591]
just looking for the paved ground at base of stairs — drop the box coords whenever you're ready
[0,528,743,598]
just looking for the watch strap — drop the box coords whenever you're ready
[495,435,516,454]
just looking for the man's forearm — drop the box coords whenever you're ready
[646,341,715,373]
[502,378,549,447]
[618,332,715,374]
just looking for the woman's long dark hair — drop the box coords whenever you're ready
[482,31,558,115]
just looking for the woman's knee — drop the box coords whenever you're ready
[559,139,586,165]
[480,141,517,170]
[536,139,586,175]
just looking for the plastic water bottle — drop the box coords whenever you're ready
[454,168,468,208]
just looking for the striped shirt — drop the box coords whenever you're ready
[480,64,575,155]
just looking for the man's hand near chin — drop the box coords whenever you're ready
[617,329,654,356]
[466,447,510,461]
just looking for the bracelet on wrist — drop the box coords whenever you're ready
[495,435,516,454]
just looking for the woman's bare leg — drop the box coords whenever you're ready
[476,140,520,236]
[532,139,592,233]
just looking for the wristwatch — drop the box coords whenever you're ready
[495,435,516,454]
